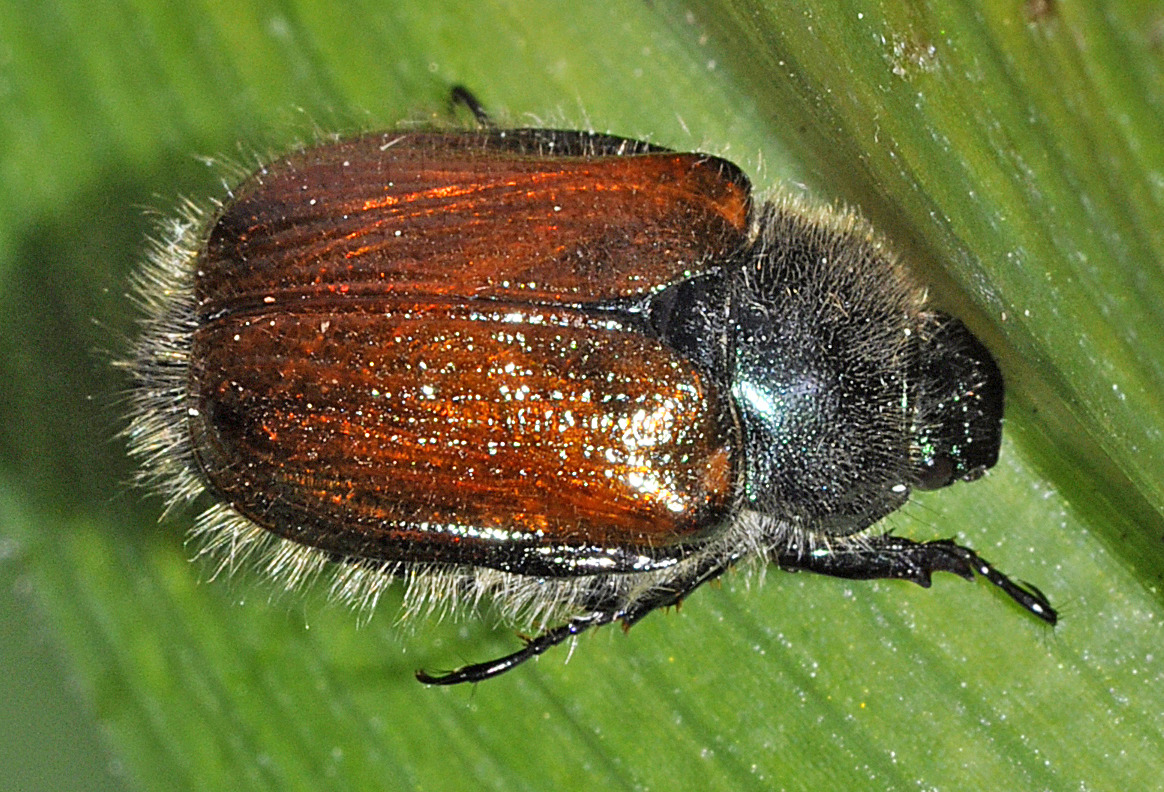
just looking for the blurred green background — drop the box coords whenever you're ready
[1,1,1162,790]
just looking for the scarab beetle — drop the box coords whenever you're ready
[123,91,1055,685]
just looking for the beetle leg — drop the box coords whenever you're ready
[614,552,741,628]
[449,85,494,127]
[416,552,744,685]
[773,534,1057,624]
[415,611,615,685]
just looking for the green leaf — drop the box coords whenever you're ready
[0,1,1160,790]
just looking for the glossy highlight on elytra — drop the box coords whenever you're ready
[122,93,1056,685]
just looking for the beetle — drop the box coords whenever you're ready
[123,91,1056,685]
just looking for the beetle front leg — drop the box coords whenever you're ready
[773,533,1057,624]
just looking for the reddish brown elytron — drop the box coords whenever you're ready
[190,131,751,574]
[200,132,750,309]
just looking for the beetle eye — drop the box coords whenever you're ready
[914,454,956,490]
